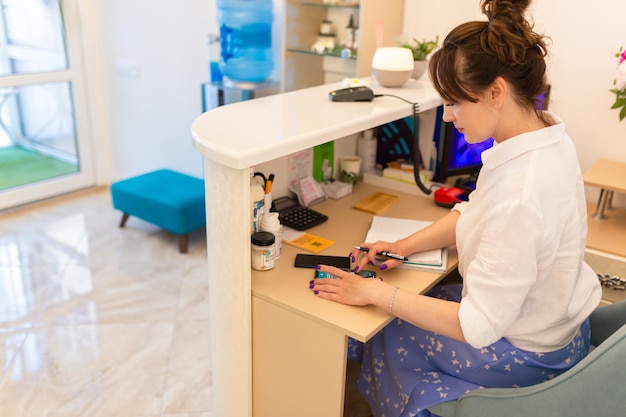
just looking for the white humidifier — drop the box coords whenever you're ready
[371,47,414,88]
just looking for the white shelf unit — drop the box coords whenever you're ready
[282,0,405,92]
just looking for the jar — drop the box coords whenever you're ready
[260,212,282,258]
[320,20,334,36]
[251,231,276,271]
[357,129,377,174]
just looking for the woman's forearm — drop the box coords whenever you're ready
[370,283,467,343]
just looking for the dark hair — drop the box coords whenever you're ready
[429,0,550,115]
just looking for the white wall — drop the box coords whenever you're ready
[84,0,626,207]
[403,0,626,208]
[87,0,216,181]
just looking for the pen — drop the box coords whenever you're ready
[353,246,408,261]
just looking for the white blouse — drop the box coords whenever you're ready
[453,113,601,352]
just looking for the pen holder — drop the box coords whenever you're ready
[340,155,361,185]
[264,192,272,212]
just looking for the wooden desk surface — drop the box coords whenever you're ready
[252,183,458,343]
[583,159,626,193]
[586,201,626,258]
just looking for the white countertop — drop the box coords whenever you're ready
[191,79,443,169]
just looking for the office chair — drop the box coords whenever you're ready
[427,299,626,417]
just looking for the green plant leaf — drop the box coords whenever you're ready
[397,36,439,60]
[611,96,626,109]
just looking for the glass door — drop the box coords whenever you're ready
[0,0,94,210]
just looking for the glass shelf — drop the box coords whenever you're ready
[301,1,359,9]
[287,47,357,60]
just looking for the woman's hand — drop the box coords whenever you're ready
[310,265,387,306]
[350,241,406,273]
[349,210,460,273]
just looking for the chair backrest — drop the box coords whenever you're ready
[429,300,626,417]
[590,299,626,346]
[447,320,626,416]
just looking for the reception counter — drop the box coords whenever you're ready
[191,79,443,417]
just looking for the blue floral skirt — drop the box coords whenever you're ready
[347,285,591,417]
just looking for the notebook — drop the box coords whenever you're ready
[364,216,448,272]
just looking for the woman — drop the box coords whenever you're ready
[310,0,601,416]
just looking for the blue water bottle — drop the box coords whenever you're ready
[217,0,274,84]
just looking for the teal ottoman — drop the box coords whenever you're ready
[110,169,206,253]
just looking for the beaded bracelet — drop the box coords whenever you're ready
[389,286,400,316]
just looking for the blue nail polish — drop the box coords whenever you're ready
[315,265,321,270]
[314,290,319,295]
[309,280,314,285]
[380,264,388,271]
[309,284,315,289]
[353,266,359,273]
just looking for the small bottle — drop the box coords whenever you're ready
[345,15,356,50]
[260,212,282,258]
[251,231,276,271]
[357,129,377,175]
[250,168,265,234]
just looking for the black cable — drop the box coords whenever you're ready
[411,102,432,195]
[376,94,433,195]
[253,172,267,188]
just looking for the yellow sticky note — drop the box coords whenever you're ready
[286,233,335,253]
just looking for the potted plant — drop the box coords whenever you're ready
[397,36,439,79]
[610,46,626,121]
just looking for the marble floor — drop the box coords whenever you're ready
[0,187,213,417]
[3,186,622,417]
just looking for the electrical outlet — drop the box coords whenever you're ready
[115,58,140,78]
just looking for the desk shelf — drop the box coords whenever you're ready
[301,1,360,9]
[286,47,357,60]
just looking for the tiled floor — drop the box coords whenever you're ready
[2,186,623,417]
[0,187,212,417]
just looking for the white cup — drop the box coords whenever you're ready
[340,155,361,184]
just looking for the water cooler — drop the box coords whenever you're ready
[202,0,278,111]
[217,0,274,86]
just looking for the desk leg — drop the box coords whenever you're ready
[253,297,347,417]
[607,190,615,211]
[593,188,609,220]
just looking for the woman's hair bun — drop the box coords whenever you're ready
[480,0,544,66]
[482,0,531,22]
[429,0,549,115]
